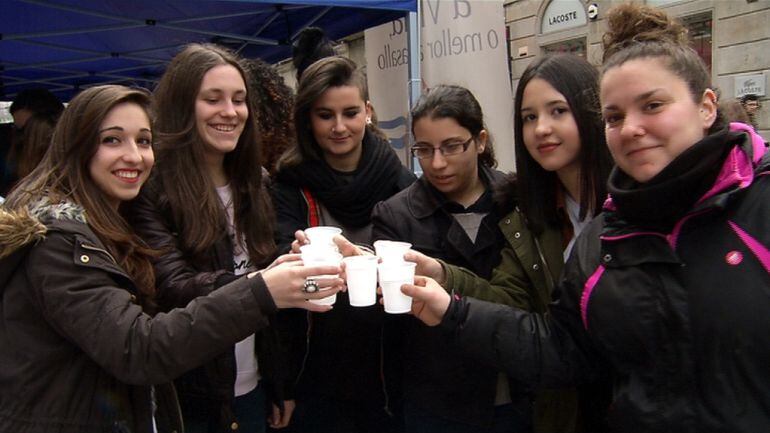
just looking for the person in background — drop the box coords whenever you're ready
[0,84,341,433]
[292,27,335,82]
[272,56,414,433]
[720,99,752,125]
[130,44,299,433]
[402,4,770,432]
[740,93,761,128]
[371,84,517,433]
[243,58,296,176]
[2,88,64,195]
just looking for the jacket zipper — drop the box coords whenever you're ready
[294,312,313,386]
[532,229,557,293]
[80,242,118,265]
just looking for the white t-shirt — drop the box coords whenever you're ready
[216,185,260,397]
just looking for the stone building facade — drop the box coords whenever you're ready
[505,0,769,136]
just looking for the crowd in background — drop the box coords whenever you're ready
[1,3,769,433]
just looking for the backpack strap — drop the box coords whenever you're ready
[300,187,319,228]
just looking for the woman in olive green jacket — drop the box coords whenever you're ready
[410,54,613,433]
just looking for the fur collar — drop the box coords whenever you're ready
[0,197,86,259]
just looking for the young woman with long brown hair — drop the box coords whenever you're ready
[0,84,340,433]
[130,44,325,433]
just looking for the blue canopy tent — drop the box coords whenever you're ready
[0,0,418,100]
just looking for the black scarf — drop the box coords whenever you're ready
[607,128,736,232]
[277,130,406,227]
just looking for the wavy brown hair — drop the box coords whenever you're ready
[152,43,275,265]
[5,85,158,307]
[602,3,725,134]
[243,58,296,175]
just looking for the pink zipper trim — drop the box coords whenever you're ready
[728,221,770,275]
[580,265,606,330]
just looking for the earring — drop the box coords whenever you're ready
[366,117,372,125]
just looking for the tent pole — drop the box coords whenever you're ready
[405,1,421,171]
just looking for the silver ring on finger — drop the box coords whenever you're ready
[303,278,319,293]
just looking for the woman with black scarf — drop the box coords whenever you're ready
[271,56,414,433]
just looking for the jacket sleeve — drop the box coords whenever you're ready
[26,230,277,386]
[440,242,603,390]
[270,181,308,254]
[371,199,404,242]
[130,186,236,308]
[442,242,541,310]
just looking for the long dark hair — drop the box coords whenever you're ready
[601,3,725,134]
[278,56,384,170]
[152,43,275,265]
[410,84,496,168]
[514,54,612,234]
[6,85,158,305]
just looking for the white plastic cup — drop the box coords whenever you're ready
[378,262,416,314]
[301,247,342,306]
[343,256,379,307]
[304,226,342,249]
[373,240,412,264]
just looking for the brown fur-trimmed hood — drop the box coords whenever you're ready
[0,198,86,260]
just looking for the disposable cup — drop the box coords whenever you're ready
[343,256,379,307]
[304,226,342,249]
[301,249,342,306]
[373,240,412,264]
[378,262,416,314]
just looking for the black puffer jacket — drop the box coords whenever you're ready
[130,178,291,431]
[0,199,278,433]
[371,165,510,427]
[440,128,770,433]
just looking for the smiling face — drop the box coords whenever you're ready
[195,64,248,165]
[310,85,372,171]
[89,102,154,209]
[601,58,717,183]
[521,78,582,177]
[413,116,485,202]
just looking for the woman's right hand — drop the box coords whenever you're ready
[401,276,451,326]
[259,260,343,312]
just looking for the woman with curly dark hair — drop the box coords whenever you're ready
[243,58,296,176]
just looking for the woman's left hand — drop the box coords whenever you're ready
[269,400,296,429]
[264,253,302,271]
[290,230,309,253]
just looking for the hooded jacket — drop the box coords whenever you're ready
[440,125,770,433]
[0,198,277,433]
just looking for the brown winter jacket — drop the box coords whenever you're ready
[0,199,277,433]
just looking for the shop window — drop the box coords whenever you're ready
[682,12,712,71]
[543,38,586,58]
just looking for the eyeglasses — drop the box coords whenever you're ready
[410,136,474,160]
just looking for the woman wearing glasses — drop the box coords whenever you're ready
[371,85,511,433]
[376,56,614,433]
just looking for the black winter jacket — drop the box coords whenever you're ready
[0,199,278,433]
[440,127,770,433]
[269,142,414,413]
[371,165,510,427]
[130,178,291,431]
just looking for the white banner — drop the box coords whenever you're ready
[365,0,515,172]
